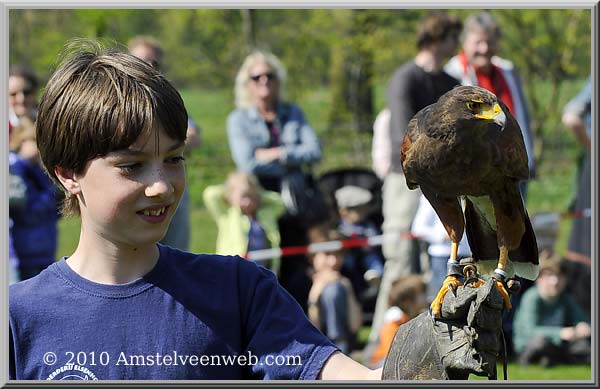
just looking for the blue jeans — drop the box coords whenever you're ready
[319,282,350,354]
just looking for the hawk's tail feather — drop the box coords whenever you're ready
[464,196,539,280]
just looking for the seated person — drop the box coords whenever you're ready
[307,225,363,355]
[369,275,427,368]
[203,171,285,274]
[334,185,385,290]
[513,251,591,366]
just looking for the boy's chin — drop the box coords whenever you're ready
[128,229,170,247]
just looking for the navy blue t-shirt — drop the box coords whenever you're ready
[9,245,338,380]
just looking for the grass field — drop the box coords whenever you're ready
[56,81,591,380]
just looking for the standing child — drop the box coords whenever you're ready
[9,41,381,381]
[203,171,284,274]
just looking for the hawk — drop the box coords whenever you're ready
[400,85,539,317]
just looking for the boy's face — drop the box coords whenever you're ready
[312,250,343,273]
[340,206,368,225]
[71,128,186,248]
[536,269,566,301]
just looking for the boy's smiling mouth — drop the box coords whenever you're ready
[141,206,167,217]
[137,205,171,223]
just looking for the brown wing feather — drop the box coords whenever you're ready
[492,179,539,263]
[400,114,423,190]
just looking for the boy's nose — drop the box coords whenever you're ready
[145,168,175,198]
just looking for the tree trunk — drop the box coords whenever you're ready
[327,10,374,133]
[241,9,256,53]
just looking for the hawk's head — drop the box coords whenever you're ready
[437,85,507,130]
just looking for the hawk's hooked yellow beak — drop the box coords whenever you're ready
[475,103,506,128]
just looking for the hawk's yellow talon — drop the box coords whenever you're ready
[494,279,512,311]
[431,275,463,318]
[469,278,485,288]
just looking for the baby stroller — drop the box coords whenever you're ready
[316,167,384,325]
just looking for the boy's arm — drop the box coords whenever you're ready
[318,351,382,380]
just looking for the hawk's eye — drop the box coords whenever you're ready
[466,101,482,112]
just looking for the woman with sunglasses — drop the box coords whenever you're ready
[227,51,322,311]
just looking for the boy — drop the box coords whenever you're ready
[335,185,384,284]
[513,252,591,366]
[9,42,381,381]
[306,226,362,355]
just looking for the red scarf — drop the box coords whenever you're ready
[459,52,515,115]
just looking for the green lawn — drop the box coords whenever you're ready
[469,364,592,381]
[352,329,592,381]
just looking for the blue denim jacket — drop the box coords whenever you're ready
[227,103,322,179]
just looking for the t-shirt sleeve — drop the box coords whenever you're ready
[236,258,339,380]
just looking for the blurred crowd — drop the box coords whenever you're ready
[8,11,591,368]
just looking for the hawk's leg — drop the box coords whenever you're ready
[492,246,512,311]
[431,242,464,318]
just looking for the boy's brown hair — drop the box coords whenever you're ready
[307,223,344,261]
[416,12,463,49]
[537,249,568,277]
[36,40,188,216]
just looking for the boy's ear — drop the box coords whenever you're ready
[54,167,81,195]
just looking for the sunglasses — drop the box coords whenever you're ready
[250,73,276,82]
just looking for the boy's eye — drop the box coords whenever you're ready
[117,162,142,173]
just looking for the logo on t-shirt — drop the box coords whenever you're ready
[46,364,98,380]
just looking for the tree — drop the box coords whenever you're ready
[327,10,376,133]
[492,9,591,165]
